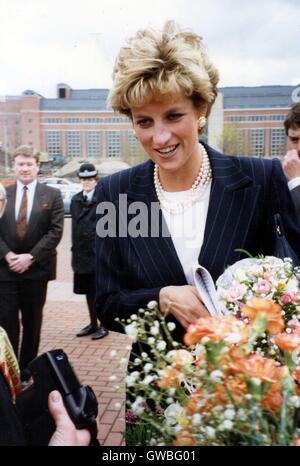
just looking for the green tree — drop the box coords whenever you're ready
[220,123,253,156]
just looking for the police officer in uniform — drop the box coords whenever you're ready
[71,163,108,340]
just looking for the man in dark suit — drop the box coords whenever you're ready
[282,103,300,223]
[0,145,64,383]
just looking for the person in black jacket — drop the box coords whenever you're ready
[0,184,90,446]
[71,163,108,340]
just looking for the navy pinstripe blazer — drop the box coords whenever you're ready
[95,143,300,338]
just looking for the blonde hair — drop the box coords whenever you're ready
[13,145,40,163]
[108,20,219,117]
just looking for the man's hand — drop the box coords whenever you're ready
[8,253,32,274]
[159,285,210,330]
[48,391,91,446]
[5,251,18,267]
[282,149,300,180]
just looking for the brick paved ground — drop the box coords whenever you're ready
[38,217,130,446]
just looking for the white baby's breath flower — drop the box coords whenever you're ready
[223,408,235,420]
[131,396,145,415]
[290,395,300,408]
[192,413,202,425]
[142,375,155,385]
[125,323,138,341]
[150,326,159,335]
[144,363,153,373]
[157,340,167,351]
[130,314,137,320]
[147,337,155,345]
[134,358,141,364]
[147,301,158,309]
[167,322,176,331]
[251,377,261,386]
[166,397,174,404]
[210,369,223,381]
[218,420,233,431]
[141,352,148,359]
[205,426,216,438]
[120,358,127,365]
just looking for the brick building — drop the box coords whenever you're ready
[1,83,300,169]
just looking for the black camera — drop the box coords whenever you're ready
[16,349,99,446]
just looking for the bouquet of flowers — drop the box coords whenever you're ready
[216,256,300,361]
[121,256,300,446]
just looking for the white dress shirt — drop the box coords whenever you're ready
[15,179,37,222]
[83,188,95,202]
[288,177,300,190]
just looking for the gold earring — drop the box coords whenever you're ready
[197,116,207,131]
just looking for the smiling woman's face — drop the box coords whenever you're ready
[131,92,206,180]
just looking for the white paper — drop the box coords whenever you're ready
[193,264,225,316]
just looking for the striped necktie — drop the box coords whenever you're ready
[16,186,28,240]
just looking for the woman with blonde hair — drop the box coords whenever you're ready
[95,21,300,344]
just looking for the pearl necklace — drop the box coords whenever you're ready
[153,143,212,214]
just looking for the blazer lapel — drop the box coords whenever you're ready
[199,145,261,281]
[6,185,17,234]
[25,183,47,237]
[126,161,187,287]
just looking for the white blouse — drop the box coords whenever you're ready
[161,182,212,285]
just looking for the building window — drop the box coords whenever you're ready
[271,128,286,158]
[269,114,286,121]
[125,131,141,157]
[85,118,103,123]
[248,115,266,121]
[44,118,62,123]
[46,131,62,157]
[249,129,264,157]
[87,131,102,157]
[107,131,121,157]
[225,115,246,122]
[105,116,129,123]
[67,131,81,158]
[66,118,81,123]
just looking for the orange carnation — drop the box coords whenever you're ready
[241,297,284,334]
[274,332,300,353]
[228,354,278,383]
[184,315,249,346]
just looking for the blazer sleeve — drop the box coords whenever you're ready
[95,183,162,333]
[262,158,300,258]
[0,234,10,260]
[29,189,64,261]
[290,185,300,227]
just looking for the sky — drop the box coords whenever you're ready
[1,0,300,98]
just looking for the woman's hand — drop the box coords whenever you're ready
[48,391,91,446]
[159,285,210,329]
